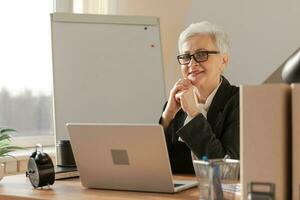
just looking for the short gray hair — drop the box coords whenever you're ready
[178,21,230,54]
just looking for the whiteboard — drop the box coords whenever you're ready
[51,13,166,141]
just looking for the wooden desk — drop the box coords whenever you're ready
[0,174,199,200]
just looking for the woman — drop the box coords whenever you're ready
[160,21,239,174]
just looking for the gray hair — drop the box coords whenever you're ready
[178,21,230,54]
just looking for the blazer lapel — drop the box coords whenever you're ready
[207,76,231,131]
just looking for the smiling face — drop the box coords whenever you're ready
[180,34,228,90]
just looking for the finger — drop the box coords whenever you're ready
[177,82,191,90]
[176,84,190,91]
[175,78,191,87]
[172,85,189,96]
[175,78,182,85]
[175,92,182,103]
[175,90,185,99]
[182,78,192,86]
[173,79,187,91]
[178,78,191,86]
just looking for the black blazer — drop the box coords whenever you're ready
[160,76,239,174]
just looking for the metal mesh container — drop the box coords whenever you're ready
[193,158,240,200]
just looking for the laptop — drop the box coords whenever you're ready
[66,123,198,193]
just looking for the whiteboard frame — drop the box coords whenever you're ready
[51,12,159,26]
[50,13,166,148]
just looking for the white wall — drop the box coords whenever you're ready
[54,0,73,12]
[116,0,300,89]
[186,0,300,85]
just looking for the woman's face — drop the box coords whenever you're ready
[180,34,228,89]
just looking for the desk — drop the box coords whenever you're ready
[0,174,199,200]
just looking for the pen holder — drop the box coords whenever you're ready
[193,158,240,200]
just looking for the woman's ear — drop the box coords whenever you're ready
[220,53,229,71]
[222,53,229,65]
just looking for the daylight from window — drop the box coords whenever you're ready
[0,0,54,137]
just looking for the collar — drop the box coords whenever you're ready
[199,77,223,112]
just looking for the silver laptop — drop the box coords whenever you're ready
[67,123,198,193]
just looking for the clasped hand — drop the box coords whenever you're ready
[164,79,200,120]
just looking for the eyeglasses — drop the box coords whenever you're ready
[177,50,220,65]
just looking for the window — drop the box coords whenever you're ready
[73,0,115,14]
[0,0,54,147]
[0,0,114,148]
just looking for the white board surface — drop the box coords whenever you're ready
[51,13,166,141]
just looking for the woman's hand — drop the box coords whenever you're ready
[161,79,191,127]
[175,87,199,118]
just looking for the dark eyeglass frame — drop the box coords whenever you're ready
[177,50,220,65]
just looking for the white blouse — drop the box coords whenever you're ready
[178,78,223,142]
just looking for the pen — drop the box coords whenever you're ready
[223,154,230,160]
[201,155,224,199]
[212,162,223,200]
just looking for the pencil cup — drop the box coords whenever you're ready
[193,158,240,200]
